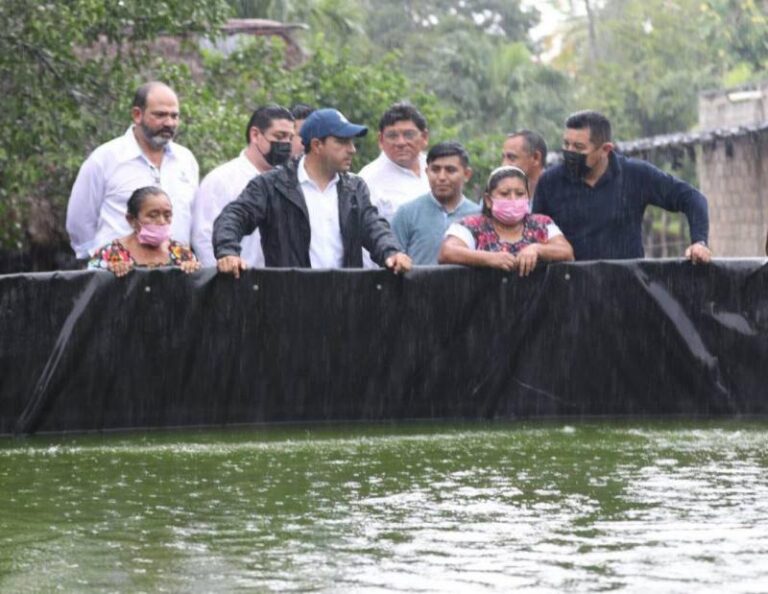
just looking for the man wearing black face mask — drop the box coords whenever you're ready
[533,110,711,263]
[191,105,295,267]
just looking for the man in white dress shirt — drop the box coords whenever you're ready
[191,105,295,267]
[214,108,411,276]
[358,102,430,223]
[66,81,199,259]
[358,102,430,267]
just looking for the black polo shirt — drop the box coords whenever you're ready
[532,152,709,260]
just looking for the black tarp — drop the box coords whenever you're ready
[2,261,768,435]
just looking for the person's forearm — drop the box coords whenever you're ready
[212,186,263,259]
[439,243,499,268]
[683,189,709,244]
[655,170,709,244]
[536,240,574,262]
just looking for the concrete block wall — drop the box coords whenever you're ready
[699,82,768,130]
[698,134,768,256]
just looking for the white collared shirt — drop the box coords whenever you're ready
[358,151,430,222]
[66,127,199,258]
[298,156,344,268]
[191,150,263,267]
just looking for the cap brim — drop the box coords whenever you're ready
[332,123,368,138]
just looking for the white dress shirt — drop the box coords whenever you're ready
[191,150,263,267]
[358,151,430,222]
[298,156,344,268]
[66,127,199,258]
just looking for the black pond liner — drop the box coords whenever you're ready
[1,260,767,435]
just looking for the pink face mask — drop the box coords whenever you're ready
[491,198,530,225]
[136,223,171,246]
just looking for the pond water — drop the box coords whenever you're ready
[1,420,767,593]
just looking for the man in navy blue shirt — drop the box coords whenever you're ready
[533,110,711,263]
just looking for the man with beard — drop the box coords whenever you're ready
[191,105,295,267]
[214,108,411,275]
[533,110,711,263]
[66,81,199,259]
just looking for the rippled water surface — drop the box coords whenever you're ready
[1,420,768,593]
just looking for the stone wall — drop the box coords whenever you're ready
[699,83,768,130]
[698,132,768,256]
[697,81,768,257]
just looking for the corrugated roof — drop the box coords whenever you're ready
[617,121,768,156]
[220,18,308,34]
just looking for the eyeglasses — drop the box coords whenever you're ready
[383,130,421,142]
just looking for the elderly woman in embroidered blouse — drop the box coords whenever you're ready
[88,186,200,277]
[438,166,574,276]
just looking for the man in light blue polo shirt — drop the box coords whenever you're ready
[391,141,481,265]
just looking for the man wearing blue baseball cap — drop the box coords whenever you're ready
[213,108,412,275]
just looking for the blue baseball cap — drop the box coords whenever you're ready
[299,108,368,145]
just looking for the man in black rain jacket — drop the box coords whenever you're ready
[214,108,411,277]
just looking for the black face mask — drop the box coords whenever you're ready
[562,150,591,182]
[264,141,292,167]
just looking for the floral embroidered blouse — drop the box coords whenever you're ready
[446,213,562,254]
[88,239,197,270]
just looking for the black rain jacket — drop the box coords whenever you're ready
[213,158,400,268]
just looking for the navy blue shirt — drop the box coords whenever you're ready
[533,152,709,260]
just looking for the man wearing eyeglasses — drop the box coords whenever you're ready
[358,102,431,224]
[66,81,199,260]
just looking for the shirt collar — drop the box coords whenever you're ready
[563,150,619,187]
[428,192,468,213]
[238,149,262,175]
[597,151,620,185]
[298,155,339,190]
[117,126,176,164]
[382,152,427,178]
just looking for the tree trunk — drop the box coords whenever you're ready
[584,0,599,66]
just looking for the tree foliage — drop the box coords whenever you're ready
[553,0,768,140]
[0,0,231,250]
[0,0,451,253]
[167,36,452,174]
[4,0,767,261]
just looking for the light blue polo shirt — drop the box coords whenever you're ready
[391,193,481,265]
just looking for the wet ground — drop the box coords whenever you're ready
[1,420,767,592]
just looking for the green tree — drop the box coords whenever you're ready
[0,0,453,261]
[552,0,768,138]
[228,0,569,193]
[226,0,366,49]
[553,0,719,139]
[0,0,231,253]
[170,35,453,172]
[704,0,768,84]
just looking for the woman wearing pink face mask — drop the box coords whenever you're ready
[439,166,574,276]
[88,186,200,277]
